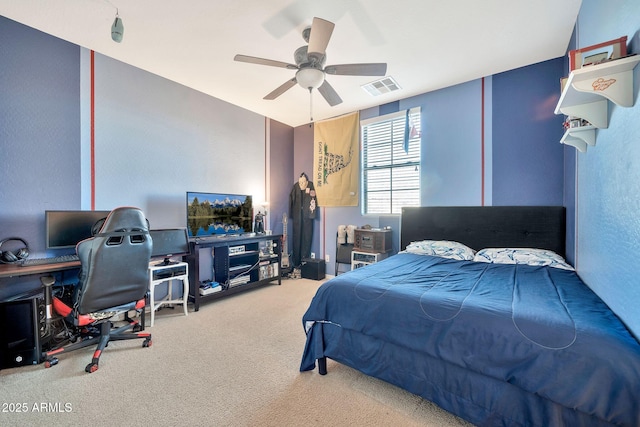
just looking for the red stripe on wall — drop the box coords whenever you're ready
[90,50,96,210]
[481,77,485,206]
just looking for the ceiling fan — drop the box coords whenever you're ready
[234,17,387,108]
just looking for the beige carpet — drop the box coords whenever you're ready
[0,277,472,427]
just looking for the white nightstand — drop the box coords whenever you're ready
[351,250,391,270]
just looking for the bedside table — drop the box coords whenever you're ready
[351,250,391,270]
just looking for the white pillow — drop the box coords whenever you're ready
[403,240,476,261]
[473,248,574,270]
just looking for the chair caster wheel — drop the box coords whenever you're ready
[133,324,142,332]
[85,362,99,373]
[44,358,58,368]
[143,339,152,348]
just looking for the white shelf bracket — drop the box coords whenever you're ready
[559,100,608,129]
[560,127,596,153]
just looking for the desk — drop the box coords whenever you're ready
[2,260,190,328]
[0,261,81,303]
[148,262,189,327]
[0,261,80,279]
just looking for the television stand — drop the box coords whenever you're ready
[185,234,282,311]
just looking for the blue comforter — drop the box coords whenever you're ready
[301,253,640,426]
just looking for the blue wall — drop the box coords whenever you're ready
[492,58,566,206]
[572,0,640,338]
[418,80,485,206]
[90,53,266,226]
[268,119,294,235]
[0,16,267,298]
[0,16,81,244]
[0,15,266,260]
[297,59,567,265]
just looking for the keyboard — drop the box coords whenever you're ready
[21,254,80,267]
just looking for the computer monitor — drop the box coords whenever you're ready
[150,228,191,265]
[45,210,111,250]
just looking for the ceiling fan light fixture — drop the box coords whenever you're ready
[234,16,386,113]
[296,68,325,90]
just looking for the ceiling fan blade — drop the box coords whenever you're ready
[234,54,297,70]
[307,17,335,58]
[264,78,298,100]
[317,80,343,106]
[324,63,387,76]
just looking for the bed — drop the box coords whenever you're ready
[300,206,640,427]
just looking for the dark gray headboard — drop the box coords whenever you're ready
[400,206,566,257]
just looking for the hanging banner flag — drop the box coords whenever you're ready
[313,112,359,206]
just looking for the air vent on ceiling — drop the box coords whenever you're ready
[362,76,401,96]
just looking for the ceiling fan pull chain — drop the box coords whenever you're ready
[309,87,313,123]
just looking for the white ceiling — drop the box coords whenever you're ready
[0,0,581,127]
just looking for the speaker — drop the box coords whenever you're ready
[301,258,325,280]
[0,297,44,369]
[0,237,29,264]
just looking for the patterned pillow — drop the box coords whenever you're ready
[473,248,574,270]
[403,240,476,261]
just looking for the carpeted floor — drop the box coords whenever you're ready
[0,276,472,426]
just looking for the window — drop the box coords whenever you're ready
[361,107,421,214]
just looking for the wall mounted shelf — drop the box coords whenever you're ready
[560,125,596,153]
[554,55,640,151]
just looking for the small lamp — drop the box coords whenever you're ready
[111,11,124,43]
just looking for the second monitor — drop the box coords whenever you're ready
[150,228,190,265]
[46,210,111,250]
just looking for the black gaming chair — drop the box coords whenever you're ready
[40,207,153,373]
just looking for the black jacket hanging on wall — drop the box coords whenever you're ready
[289,180,318,267]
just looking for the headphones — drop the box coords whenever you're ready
[0,237,30,264]
[91,217,107,236]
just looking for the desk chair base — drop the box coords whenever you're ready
[43,311,151,373]
[41,278,152,374]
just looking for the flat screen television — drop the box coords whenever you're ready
[186,192,253,237]
[45,210,111,250]
[150,228,191,265]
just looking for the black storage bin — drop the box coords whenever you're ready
[301,258,325,280]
